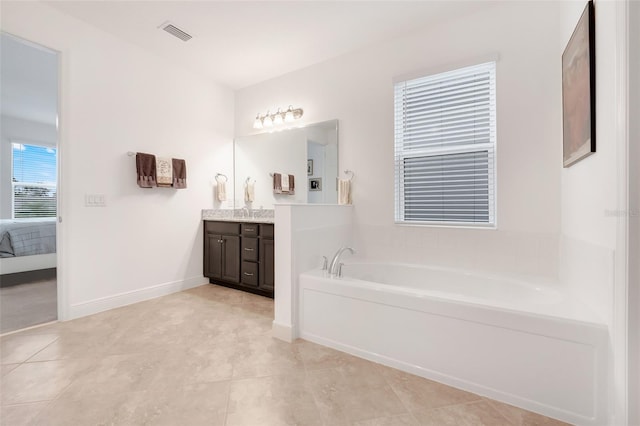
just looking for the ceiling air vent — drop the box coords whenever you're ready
[159,21,192,42]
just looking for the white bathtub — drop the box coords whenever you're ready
[298,263,608,425]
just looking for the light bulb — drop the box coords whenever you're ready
[253,114,263,129]
[284,106,295,123]
[263,114,273,127]
[274,109,284,125]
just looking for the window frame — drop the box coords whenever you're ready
[11,140,58,219]
[394,60,497,228]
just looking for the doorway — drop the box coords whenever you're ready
[0,33,59,334]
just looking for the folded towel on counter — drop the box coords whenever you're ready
[245,181,255,202]
[288,174,295,195]
[172,158,187,189]
[338,178,352,205]
[135,153,157,188]
[273,173,282,194]
[281,173,290,192]
[156,157,173,187]
[216,181,227,201]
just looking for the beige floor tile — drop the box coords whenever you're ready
[1,363,20,377]
[307,366,408,424]
[295,339,363,371]
[0,333,59,364]
[230,334,306,379]
[57,352,167,401]
[1,359,89,405]
[31,390,143,426]
[383,368,482,412]
[1,401,50,426]
[226,374,322,426]
[152,343,236,385]
[412,400,512,426]
[27,328,127,361]
[126,381,229,426]
[486,399,572,426]
[352,413,419,425]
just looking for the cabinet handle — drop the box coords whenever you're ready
[218,239,223,243]
[243,272,254,277]
[244,248,254,251]
[245,228,255,232]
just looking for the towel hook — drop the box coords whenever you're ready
[344,170,355,181]
[215,173,227,183]
[245,177,256,184]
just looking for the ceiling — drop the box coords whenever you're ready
[45,1,491,90]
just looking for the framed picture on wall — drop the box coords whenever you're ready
[307,159,313,175]
[309,178,322,191]
[562,0,595,168]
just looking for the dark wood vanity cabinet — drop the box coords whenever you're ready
[204,220,274,297]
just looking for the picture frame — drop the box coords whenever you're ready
[562,0,595,168]
[309,177,322,191]
[307,159,313,175]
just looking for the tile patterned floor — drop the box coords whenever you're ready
[0,284,570,425]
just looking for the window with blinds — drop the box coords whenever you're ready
[394,61,496,226]
[12,143,57,218]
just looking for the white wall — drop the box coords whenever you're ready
[1,115,58,219]
[236,1,562,280]
[1,1,234,317]
[558,1,631,424]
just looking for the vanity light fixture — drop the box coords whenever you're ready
[253,105,304,129]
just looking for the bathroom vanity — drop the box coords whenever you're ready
[203,219,274,297]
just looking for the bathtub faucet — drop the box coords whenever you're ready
[329,247,355,276]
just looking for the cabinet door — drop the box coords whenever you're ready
[205,234,223,279]
[259,238,274,291]
[221,235,240,283]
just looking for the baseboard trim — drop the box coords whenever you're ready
[67,275,208,320]
[272,320,294,342]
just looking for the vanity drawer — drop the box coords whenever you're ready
[241,238,258,261]
[241,224,259,237]
[241,262,258,287]
[260,224,274,238]
[205,221,240,235]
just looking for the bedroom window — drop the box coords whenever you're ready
[12,142,57,218]
[394,61,496,226]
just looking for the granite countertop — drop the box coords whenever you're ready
[202,209,274,224]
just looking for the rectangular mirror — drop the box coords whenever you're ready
[233,119,338,209]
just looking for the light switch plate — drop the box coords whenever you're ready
[85,194,106,207]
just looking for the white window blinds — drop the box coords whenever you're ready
[394,61,496,226]
[12,143,57,218]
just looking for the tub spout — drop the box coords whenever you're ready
[329,247,355,276]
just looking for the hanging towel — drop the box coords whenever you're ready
[156,157,173,187]
[273,173,282,194]
[288,174,295,195]
[216,181,227,201]
[135,153,157,188]
[338,178,352,205]
[245,181,255,202]
[281,173,290,193]
[172,158,187,189]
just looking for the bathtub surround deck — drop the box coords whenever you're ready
[0,285,568,425]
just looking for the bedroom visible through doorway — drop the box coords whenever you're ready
[0,33,59,334]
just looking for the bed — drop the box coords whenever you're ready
[0,218,57,275]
